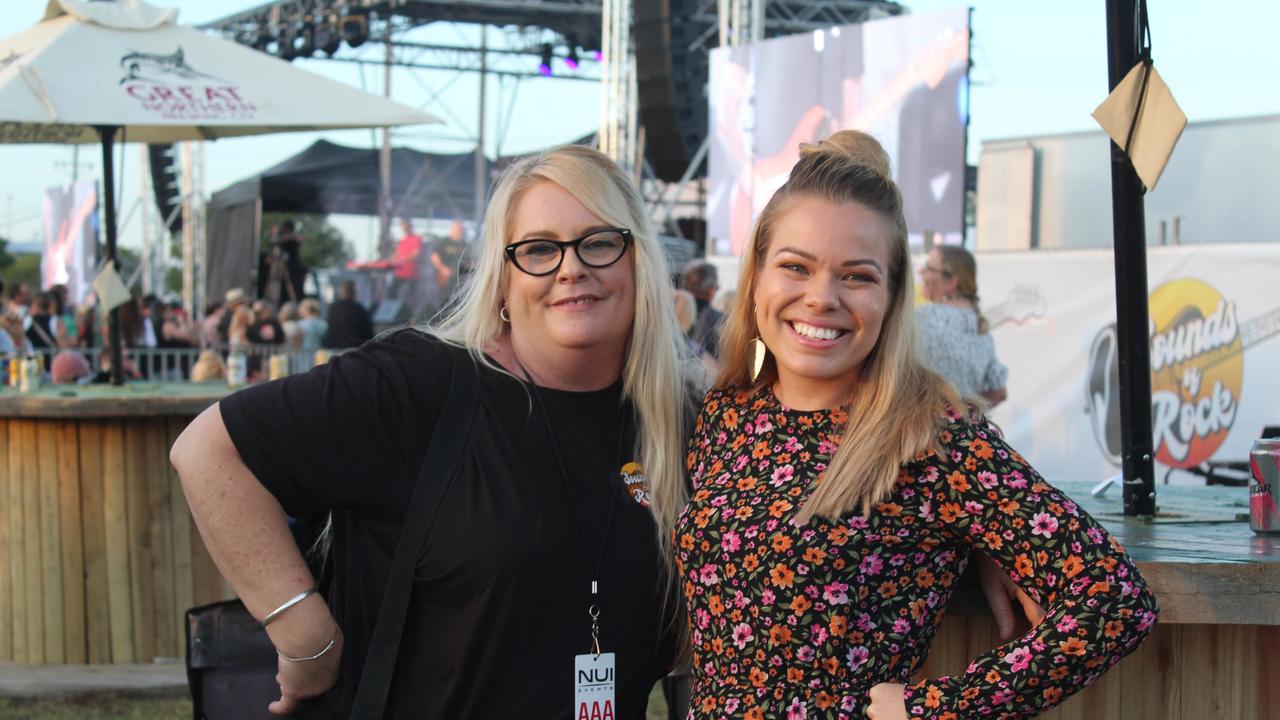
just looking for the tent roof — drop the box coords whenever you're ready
[212,139,488,220]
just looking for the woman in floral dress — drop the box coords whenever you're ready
[675,131,1158,719]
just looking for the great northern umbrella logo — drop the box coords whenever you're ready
[118,47,257,120]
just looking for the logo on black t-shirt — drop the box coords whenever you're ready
[619,462,650,507]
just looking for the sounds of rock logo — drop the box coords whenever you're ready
[1086,278,1249,469]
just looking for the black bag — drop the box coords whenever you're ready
[185,346,479,719]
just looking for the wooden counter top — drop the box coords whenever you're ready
[0,383,231,418]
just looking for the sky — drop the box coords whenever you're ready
[2,0,1279,263]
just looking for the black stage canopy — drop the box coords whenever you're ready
[211,139,487,220]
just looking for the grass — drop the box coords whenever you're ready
[0,684,670,719]
[0,694,188,720]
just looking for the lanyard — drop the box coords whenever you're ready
[518,363,628,655]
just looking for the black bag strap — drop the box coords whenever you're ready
[350,343,479,719]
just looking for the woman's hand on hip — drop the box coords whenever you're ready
[866,683,908,720]
[269,621,343,715]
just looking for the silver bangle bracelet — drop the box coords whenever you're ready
[262,588,317,627]
[277,627,338,663]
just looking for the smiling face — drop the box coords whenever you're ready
[753,197,894,409]
[503,180,636,363]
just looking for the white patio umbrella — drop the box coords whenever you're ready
[0,0,440,383]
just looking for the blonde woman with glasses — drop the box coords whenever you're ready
[173,145,691,718]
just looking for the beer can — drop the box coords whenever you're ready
[0,356,9,387]
[268,354,289,381]
[8,355,20,387]
[1249,437,1280,534]
[19,357,40,394]
[226,351,248,388]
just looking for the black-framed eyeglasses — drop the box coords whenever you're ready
[504,228,632,276]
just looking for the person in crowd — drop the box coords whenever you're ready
[49,284,77,347]
[91,345,142,383]
[265,220,308,303]
[171,144,694,717]
[712,288,736,317]
[50,349,91,384]
[200,301,224,349]
[429,219,469,307]
[682,260,724,359]
[673,288,718,385]
[226,303,254,351]
[278,301,303,350]
[160,302,198,348]
[5,282,31,321]
[0,279,21,356]
[25,292,58,350]
[917,244,1008,406]
[139,294,162,349]
[190,350,227,383]
[320,280,374,349]
[217,288,251,346]
[75,291,101,348]
[296,298,328,355]
[677,131,1158,718]
[116,297,146,349]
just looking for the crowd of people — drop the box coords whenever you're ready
[172,133,1157,720]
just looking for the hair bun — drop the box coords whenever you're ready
[798,130,892,179]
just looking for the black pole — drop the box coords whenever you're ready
[96,125,125,387]
[1104,1,1156,517]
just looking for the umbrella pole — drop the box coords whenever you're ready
[1104,0,1156,517]
[97,125,125,387]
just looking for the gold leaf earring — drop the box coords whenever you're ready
[751,338,767,382]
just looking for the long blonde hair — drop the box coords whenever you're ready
[431,144,690,554]
[718,130,961,522]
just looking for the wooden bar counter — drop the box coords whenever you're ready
[2,385,1278,718]
[0,383,232,665]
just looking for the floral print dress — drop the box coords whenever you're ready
[675,387,1158,719]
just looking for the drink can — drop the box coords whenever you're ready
[1249,437,1280,534]
[226,351,248,388]
[19,357,40,393]
[0,356,9,387]
[8,355,20,387]
[268,353,289,381]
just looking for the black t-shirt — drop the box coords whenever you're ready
[219,331,678,719]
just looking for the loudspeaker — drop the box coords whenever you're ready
[634,0,708,182]
[148,143,183,234]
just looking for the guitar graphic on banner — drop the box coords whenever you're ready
[1085,278,1280,469]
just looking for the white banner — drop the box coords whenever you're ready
[41,179,98,305]
[977,244,1280,485]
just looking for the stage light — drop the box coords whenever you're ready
[538,43,553,76]
[294,21,316,58]
[565,46,580,71]
[314,18,341,57]
[592,49,603,62]
[253,29,272,52]
[276,27,298,61]
[341,14,368,48]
